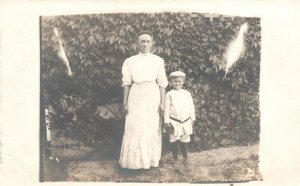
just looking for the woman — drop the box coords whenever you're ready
[119,31,168,169]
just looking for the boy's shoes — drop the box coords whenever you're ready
[173,159,179,169]
[183,158,189,166]
[159,160,164,167]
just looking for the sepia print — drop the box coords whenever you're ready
[40,12,262,182]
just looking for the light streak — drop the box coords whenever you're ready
[225,23,248,76]
[53,27,72,76]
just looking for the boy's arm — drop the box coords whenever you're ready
[164,93,171,124]
[163,93,173,134]
[189,92,196,122]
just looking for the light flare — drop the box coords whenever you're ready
[225,23,248,76]
[53,27,72,76]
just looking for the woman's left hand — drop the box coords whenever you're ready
[158,103,164,113]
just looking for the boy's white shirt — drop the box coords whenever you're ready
[164,89,196,124]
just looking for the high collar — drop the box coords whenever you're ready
[172,88,183,91]
[139,52,150,56]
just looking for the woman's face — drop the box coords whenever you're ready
[137,34,153,53]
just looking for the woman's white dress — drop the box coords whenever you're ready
[119,52,168,169]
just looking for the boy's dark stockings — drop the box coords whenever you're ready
[171,141,188,160]
[180,142,188,159]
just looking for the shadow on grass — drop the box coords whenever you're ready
[43,144,262,182]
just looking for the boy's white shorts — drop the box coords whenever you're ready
[170,133,190,143]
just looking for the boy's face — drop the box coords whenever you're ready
[171,76,185,90]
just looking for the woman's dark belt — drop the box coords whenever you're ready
[170,116,191,124]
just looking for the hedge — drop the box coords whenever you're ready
[41,13,260,151]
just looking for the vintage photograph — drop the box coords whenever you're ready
[40,12,262,182]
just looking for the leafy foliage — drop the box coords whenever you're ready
[41,13,260,149]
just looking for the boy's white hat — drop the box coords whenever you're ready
[169,71,186,78]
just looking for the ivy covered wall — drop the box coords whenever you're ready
[41,13,260,150]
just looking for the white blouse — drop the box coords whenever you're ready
[122,53,168,87]
[164,89,196,124]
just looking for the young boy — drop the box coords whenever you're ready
[164,71,195,166]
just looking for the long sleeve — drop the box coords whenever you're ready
[164,93,171,123]
[157,60,168,88]
[189,92,196,121]
[121,59,132,87]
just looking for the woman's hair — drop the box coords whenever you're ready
[135,31,153,40]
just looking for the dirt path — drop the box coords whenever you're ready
[44,144,262,182]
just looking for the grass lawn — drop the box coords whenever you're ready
[43,144,262,183]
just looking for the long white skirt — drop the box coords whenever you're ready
[119,82,162,169]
